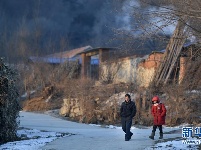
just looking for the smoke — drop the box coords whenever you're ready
[117,0,176,35]
[116,0,140,31]
[0,0,173,61]
[0,0,126,52]
[108,0,173,53]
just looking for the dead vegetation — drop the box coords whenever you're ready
[148,50,201,126]
[161,84,201,126]
[21,74,139,125]
[20,57,201,127]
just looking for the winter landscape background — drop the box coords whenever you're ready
[0,0,201,149]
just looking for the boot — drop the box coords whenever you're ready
[125,134,129,141]
[149,132,155,140]
[159,132,163,139]
[129,132,133,140]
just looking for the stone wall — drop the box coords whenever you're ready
[59,97,119,124]
[60,98,83,118]
[59,92,152,125]
[59,92,133,124]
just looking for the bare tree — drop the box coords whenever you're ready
[112,0,201,52]
[138,0,201,40]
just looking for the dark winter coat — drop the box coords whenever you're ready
[120,100,136,119]
[151,103,166,125]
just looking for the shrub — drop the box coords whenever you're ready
[0,58,21,144]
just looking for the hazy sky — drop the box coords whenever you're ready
[0,0,174,61]
[0,0,124,49]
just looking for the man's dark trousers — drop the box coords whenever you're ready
[121,117,133,140]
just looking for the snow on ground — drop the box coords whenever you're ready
[0,128,70,150]
[0,112,200,150]
[0,126,200,150]
[145,138,199,150]
[90,124,200,150]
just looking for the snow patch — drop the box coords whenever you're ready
[0,128,70,150]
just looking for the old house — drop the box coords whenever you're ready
[100,42,201,87]
[29,46,117,80]
[29,43,200,87]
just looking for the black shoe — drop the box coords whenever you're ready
[129,132,133,140]
[125,134,130,141]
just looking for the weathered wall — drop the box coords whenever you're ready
[100,53,164,87]
[136,67,155,87]
[137,52,164,87]
[179,57,189,84]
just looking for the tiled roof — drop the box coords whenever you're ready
[46,45,92,59]
[29,56,72,64]
[29,45,100,64]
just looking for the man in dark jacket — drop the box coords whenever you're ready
[120,94,136,141]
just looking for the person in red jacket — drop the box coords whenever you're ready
[149,96,166,140]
